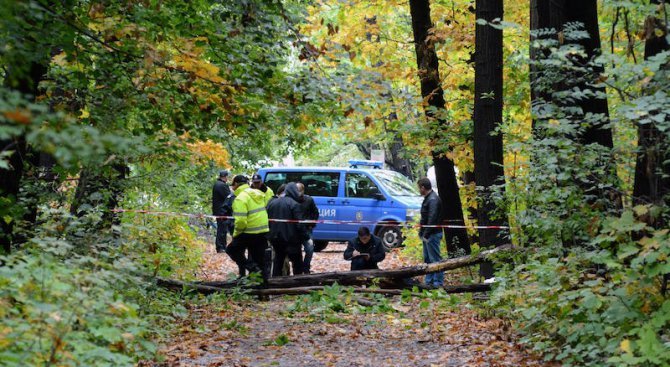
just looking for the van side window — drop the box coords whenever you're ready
[265,172,340,197]
[265,173,286,193]
[345,173,379,198]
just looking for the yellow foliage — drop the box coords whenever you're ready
[172,53,227,84]
[181,134,231,168]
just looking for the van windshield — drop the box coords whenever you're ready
[371,170,420,196]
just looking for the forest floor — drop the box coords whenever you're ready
[143,239,549,367]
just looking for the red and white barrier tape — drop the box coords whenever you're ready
[111,209,509,230]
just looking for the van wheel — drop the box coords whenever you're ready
[313,241,329,252]
[378,226,402,251]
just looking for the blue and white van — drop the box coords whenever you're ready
[256,160,422,251]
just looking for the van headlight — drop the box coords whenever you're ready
[406,209,421,221]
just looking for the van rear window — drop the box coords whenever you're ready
[265,172,340,197]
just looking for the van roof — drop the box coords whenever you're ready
[257,167,394,174]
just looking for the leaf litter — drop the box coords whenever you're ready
[142,242,550,366]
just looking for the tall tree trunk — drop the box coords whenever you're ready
[529,0,560,132]
[633,0,670,214]
[531,0,612,147]
[565,1,613,148]
[530,0,620,220]
[474,0,506,278]
[0,63,47,253]
[409,0,470,256]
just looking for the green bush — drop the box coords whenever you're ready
[491,209,670,366]
[0,243,156,366]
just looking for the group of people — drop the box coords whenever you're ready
[212,170,447,288]
[211,170,320,281]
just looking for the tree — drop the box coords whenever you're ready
[1,1,337,253]
[632,0,670,215]
[0,63,46,254]
[529,0,620,236]
[530,0,613,147]
[473,0,505,278]
[409,0,470,255]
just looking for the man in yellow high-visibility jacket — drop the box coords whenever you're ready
[225,175,270,281]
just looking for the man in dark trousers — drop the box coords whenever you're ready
[267,182,309,276]
[418,177,444,288]
[211,170,231,253]
[295,182,319,274]
[226,175,270,281]
[343,226,386,270]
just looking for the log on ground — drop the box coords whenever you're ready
[193,244,512,289]
[156,278,492,296]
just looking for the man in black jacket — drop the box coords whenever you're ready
[267,182,309,276]
[296,182,319,274]
[211,170,231,253]
[343,226,386,270]
[418,177,444,287]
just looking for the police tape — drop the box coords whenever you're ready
[112,208,510,230]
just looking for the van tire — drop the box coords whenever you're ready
[377,225,402,251]
[313,241,329,252]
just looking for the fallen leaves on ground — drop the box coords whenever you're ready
[143,240,551,366]
[143,297,547,367]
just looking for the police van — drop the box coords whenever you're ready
[256,160,422,251]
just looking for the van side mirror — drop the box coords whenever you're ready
[368,187,385,200]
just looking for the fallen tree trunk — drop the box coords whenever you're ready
[193,244,512,289]
[156,278,492,296]
[156,245,510,296]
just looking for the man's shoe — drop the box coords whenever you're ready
[483,277,497,284]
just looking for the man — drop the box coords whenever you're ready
[251,173,274,206]
[225,175,270,281]
[211,170,231,253]
[418,177,444,288]
[267,182,309,276]
[343,226,385,270]
[296,182,319,274]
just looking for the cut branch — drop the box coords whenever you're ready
[156,280,492,297]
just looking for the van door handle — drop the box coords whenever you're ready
[342,200,350,204]
[327,199,336,204]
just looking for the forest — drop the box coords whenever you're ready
[0,0,668,366]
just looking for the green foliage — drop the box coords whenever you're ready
[492,215,670,366]
[287,284,393,318]
[489,3,670,365]
[264,334,290,347]
[0,241,157,366]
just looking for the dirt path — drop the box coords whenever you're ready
[145,241,546,366]
[195,242,419,281]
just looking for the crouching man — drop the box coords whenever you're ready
[344,226,386,270]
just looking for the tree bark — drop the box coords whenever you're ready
[633,0,670,213]
[474,0,506,279]
[409,0,470,256]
